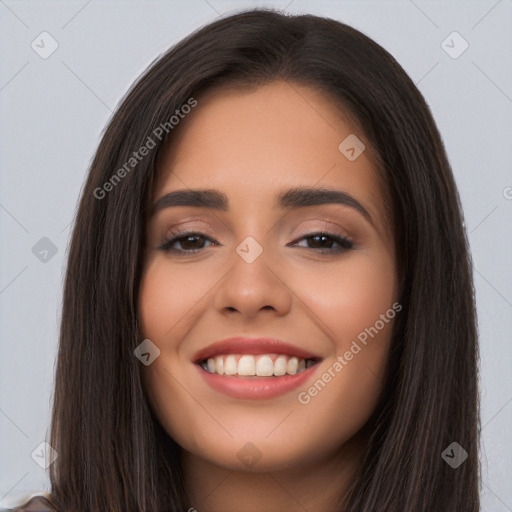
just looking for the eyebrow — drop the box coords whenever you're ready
[151,186,372,222]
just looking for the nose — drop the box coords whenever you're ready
[213,244,292,320]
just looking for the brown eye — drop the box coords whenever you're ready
[178,235,208,250]
[291,232,353,253]
[158,231,218,253]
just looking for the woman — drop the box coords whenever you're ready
[4,8,479,512]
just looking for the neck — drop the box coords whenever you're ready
[181,432,366,512]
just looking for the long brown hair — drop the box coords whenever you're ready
[49,9,480,511]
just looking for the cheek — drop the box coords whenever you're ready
[296,249,397,345]
[137,259,210,443]
[138,257,211,341]
[290,250,397,424]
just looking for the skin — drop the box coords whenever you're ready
[138,80,398,512]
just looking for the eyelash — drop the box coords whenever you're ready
[157,230,354,255]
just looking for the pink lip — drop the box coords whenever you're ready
[192,336,321,363]
[192,337,322,400]
[196,363,319,400]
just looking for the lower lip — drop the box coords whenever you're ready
[196,363,319,399]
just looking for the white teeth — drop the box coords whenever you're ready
[201,354,316,376]
[273,355,287,376]
[286,357,299,375]
[215,356,224,375]
[224,355,237,375]
[256,355,274,376]
[238,355,256,376]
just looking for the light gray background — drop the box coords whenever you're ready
[1,0,511,510]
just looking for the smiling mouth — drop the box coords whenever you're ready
[198,353,320,377]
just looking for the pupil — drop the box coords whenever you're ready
[311,235,331,248]
[185,235,202,248]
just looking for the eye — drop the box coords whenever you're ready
[291,232,354,253]
[158,231,219,254]
[158,230,354,255]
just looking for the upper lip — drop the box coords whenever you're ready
[193,337,322,363]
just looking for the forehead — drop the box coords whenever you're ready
[154,81,391,236]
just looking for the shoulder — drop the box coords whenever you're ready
[0,492,58,512]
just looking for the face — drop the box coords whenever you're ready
[138,80,398,473]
